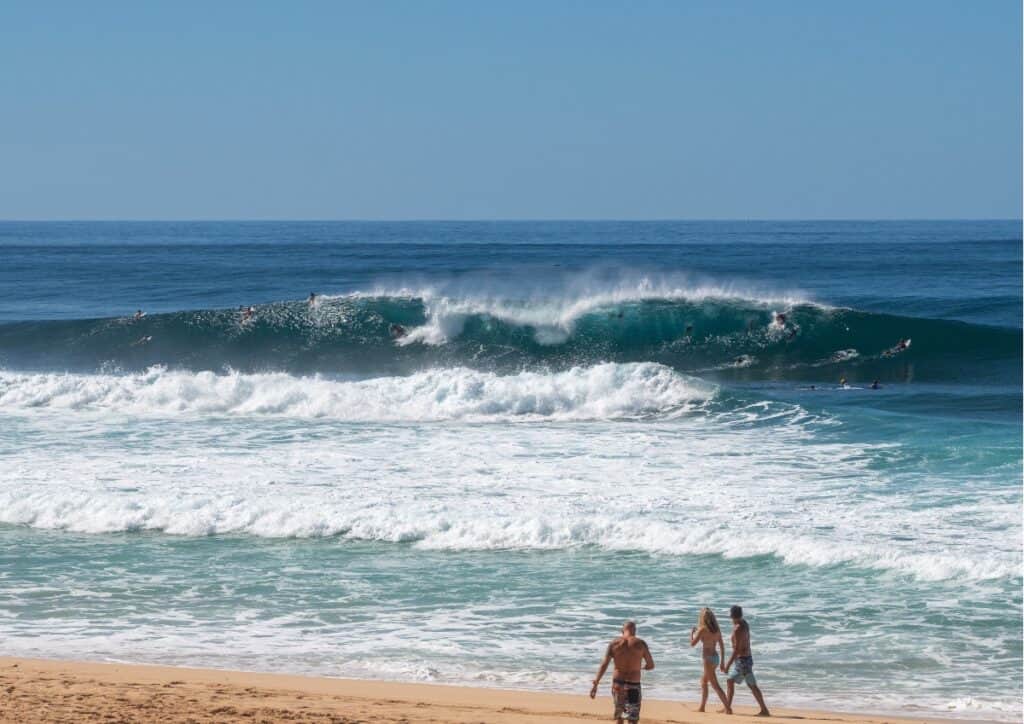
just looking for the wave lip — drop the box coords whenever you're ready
[0,363,713,422]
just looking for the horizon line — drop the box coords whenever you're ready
[1,217,1021,224]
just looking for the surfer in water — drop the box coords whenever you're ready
[882,339,911,357]
[241,306,255,322]
[389,323,407,339]
[132,309,145,321]
[870,380,881,390]
[308,292,317,307]
[773,312,797,340]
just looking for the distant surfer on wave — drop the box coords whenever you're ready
[308,292,317,307]
[241,306,255,322]
[882,338,911,357]
[389,323,406,339]
[771,311,798,340]
[132,309,145,321]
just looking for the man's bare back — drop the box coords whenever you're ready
[591,621,654,723]
[607,635,652,682]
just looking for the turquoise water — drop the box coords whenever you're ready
[0,221,1020,720]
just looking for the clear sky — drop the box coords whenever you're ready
[1,1,1020,220]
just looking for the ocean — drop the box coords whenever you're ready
[0,220,1020,720]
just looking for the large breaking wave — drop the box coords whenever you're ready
[0,283,1018,382]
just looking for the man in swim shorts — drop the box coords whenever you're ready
[590,621,655,723]
[723,605,770,717]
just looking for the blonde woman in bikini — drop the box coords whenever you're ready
[689,607,732,714]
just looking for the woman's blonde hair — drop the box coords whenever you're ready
[697,607,720,634]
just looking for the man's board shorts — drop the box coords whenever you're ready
[727,655,757,686]
[612,679,642,722]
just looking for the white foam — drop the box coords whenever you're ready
[1,397,1018,583]
[0,363,712,421]
[942,696,1023,717]
[3,489,1014,582]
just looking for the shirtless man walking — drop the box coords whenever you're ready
[590,621,655,724]
[723,605,770,717]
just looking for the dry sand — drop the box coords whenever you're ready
[0,657,972,724]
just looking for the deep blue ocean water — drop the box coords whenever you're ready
[0,221,1020,720]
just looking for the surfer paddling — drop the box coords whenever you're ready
[882,338,911,357]
[591,621,655,724]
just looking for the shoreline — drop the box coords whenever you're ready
[0,657,998,724]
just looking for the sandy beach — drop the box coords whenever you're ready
[0,657,978,724]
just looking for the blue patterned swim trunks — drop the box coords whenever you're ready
[727,655,757,686]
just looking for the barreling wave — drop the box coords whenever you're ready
[0,363,711,421]
[0,286,1018,382]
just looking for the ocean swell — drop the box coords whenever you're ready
[0,285,1018,381]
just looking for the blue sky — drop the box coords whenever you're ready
[1,1,1020,220]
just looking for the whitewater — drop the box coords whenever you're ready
[0,220,1020,721]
